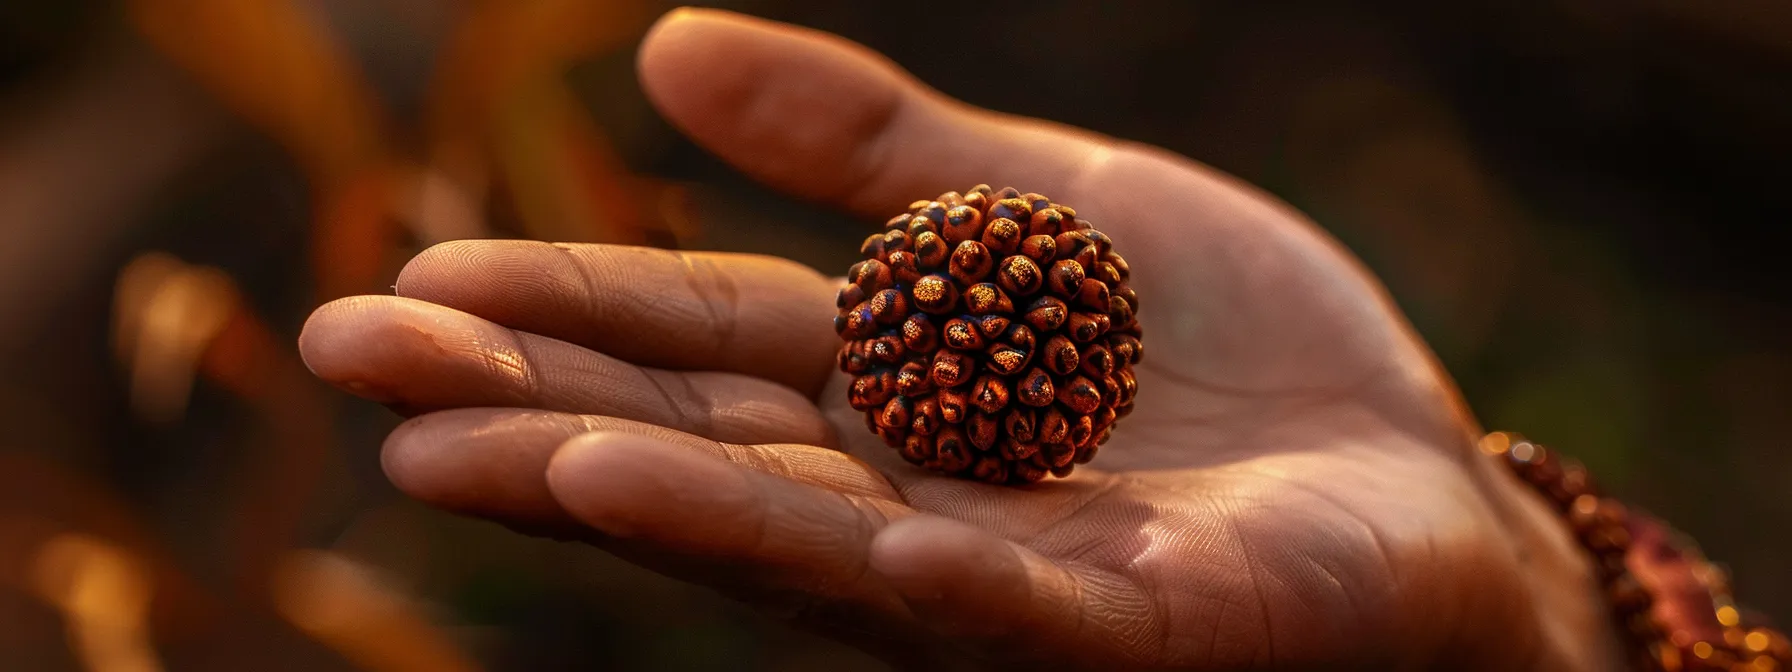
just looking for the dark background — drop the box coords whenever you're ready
[1,1,1786,669]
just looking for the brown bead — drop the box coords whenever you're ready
[1110,333,1143,363]
[967,412,1000,451]
[901,313,939,352]
[1108,294,1135,327]
[849,370,896,411]
[1069,414,1095,448]
[1075,278,1110,311]
[911,397,942,436]
[913,231,948,268]
[1607,574,1653,615]
[1025,295,1070,332]
[1068,311,1111,342]
[950,241,994,285]
[1114,284,1138,312]
[1072,243,1101,272]
[961,188,989,214]
[868,335,904,363]
[1057,375,1102,415]
[912,275,959,314]
[1016,368,1056,407]
[987,345,1032,375]
[930,349,974,388]
[971,375,1011,415]
[942,205,984,244]
[1001,438,1042,462]
[887,250,922,284]
[1043,334,1080,375]
[900,435,935,465]
[878,396,912,430]
[896,360,933,396]
[1080,344,1115,378]
[935,427,973,472]
[1004,408,1037,443]
[1047,259,1085,297]
[1003,323,1036,349]
[860,232,886,258]
[837,302,877,339]
[906,215,937,238]
[1028,208,1065,237]
[996,255,1044,296]
[981,217,1025,256]
[964,283,1014,315]
[1074,440,1101,465]
[971,456,1009,484]
[1040,407,1070,445]
[937,387,969,424]
[1011,460,1049,484]
[1115,368,1137,406]
[1018,234,1057,264]
[837,340,871,373]
[882,229,912,255]
[974,314,1012,339]
[943,317,985,350]
[988,197,1031,225]
[836,283,866,310]
[870,289,909,325]
[840,185,1139,483]
[1053,231,1090,260]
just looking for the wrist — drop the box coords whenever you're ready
[1482,446,1630,671]
[1478,432,1791,672]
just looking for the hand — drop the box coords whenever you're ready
[299,9,1627,670]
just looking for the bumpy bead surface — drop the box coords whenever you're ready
[835,185,1141,484]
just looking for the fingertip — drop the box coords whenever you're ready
[870,516,1023,599]
[634,6,917,210]
[297,296,405,398]
[546,430,758,540]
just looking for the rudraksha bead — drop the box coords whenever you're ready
[836,185,1141,484]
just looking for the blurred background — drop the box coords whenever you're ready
[1,0,1786,669]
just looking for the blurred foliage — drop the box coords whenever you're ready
[0,0,1786,670]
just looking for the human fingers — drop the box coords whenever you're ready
[379,408,897,534]
[637,7,1113,218]
[393,240,841,397]
[300,295,833,446]
[869,515,1161,668]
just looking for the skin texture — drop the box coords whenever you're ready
[298,9,1629,671]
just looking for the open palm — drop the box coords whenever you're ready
[300,9,1622,670]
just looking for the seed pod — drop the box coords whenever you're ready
[1015,368,1055,407]
[1025,296,1070,332]
[901,313,939,352]
[931,349,973,388]
[1019,234,1057,264]
[981,217,1025,256]
[912,275,958,315]
[963,283,1014,315]
[835,185,1142,484]
[997,256,1044,296]
[950,241,994,285]
[942,205,983,244]
[914,231,948,268]
[1047,260,1085,297]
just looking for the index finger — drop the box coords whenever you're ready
[395,240,841,396]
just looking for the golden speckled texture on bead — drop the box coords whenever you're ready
[835,185,1141,484]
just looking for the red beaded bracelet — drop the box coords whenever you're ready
[1481,432,1791,671]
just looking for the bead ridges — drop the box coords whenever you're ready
[835,185,1141,484]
